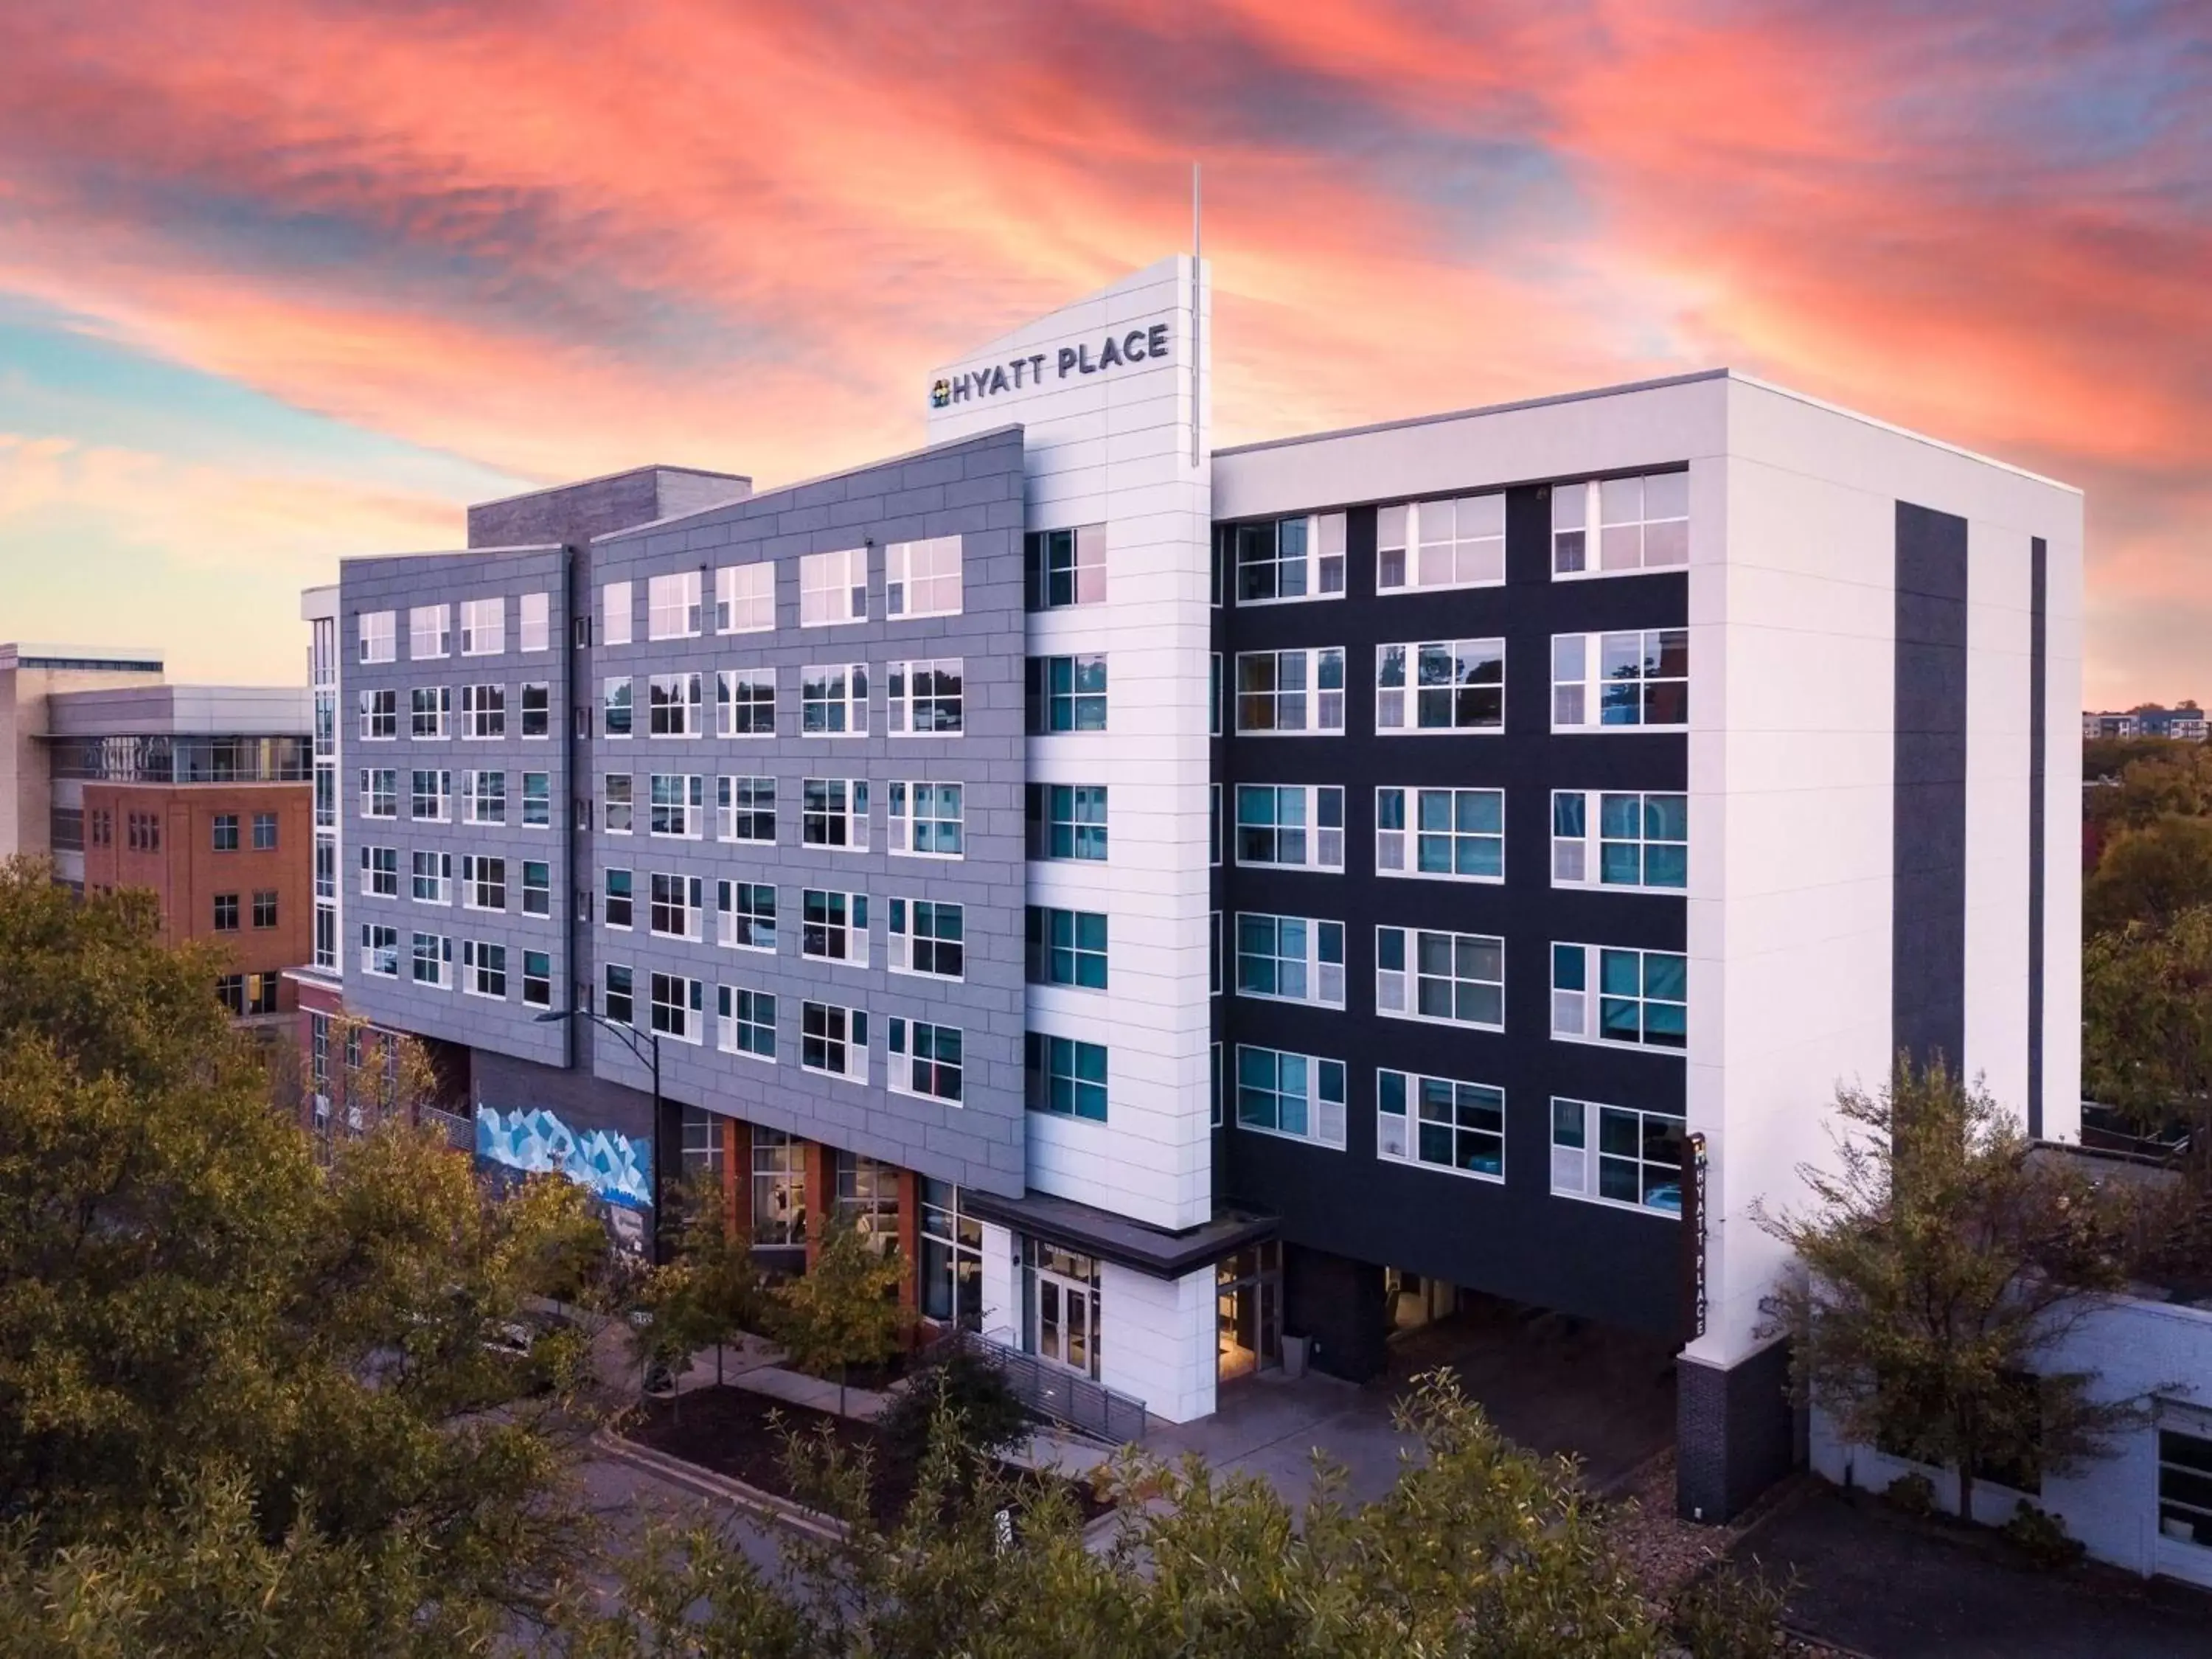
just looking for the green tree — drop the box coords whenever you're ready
[2084,814,2212,936]
[765,1213,909,1416]
[628,1167,768,1414]
[2085,741,2212,821]
[2083,908,2212,1125]
[1759,1056,2146,1523]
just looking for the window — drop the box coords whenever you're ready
[464,939,507,998]
[717,775,776,843]
[800,778,868,849]
[603,869,633,929]
[465,768,506,825]
[753,1128,804,1245]
[125,810,162,852]
[715,562,774,633]
[1551,944,1687,1049]
[213,974,243,1017]
[1551,630,1688,730]
[1551,791,1687,889]
[1025,1034,1106,1121]
[519,591,550,652]
[649,773,705,838]
[650,972,704,1042]
[650,872,705,940]
[1024,524,1105,610]
[1235,647,1345,735]
[835,1152,900,1246]
[1235,785,1343,872]
[1026,655,1107,733]
[887,1018,962,1102]
[251,890,279,929]
[1377,1082,1505,1199]
[801,889,869,965]
[358,610,394,663]
[647,570,703,640]
[800,547,868,626]
[1211,911,1221,995]
[462,684,506,739]
[604,964,635,1025]
[411,849,451,904]
[462,855,507,912]
[460,597,505,655]
[410,768,453,822]
[603,677,633,738]
[2157,1420,2212,1552]
[717,985,776,1060]
[521,859,551,916]
[1551,1099,1685,1213]
[1026,907,1107,990]
[408,604,449,659]
[1553,470,1688,577]
[1377,787,1504,881]
[358,689,397,740]
[88,808,112,848]
[251,812,276,851]
[1236,1046,1346,1148]
[919,1178,984,1327]
[521,683,550,737]
[716,881,776,951]
[888,898,963,978]
[602,580,633,646]
[801,664,868,735]
[1377,927,1504,1029]
[522,950,552,1008]
[411,686,451,739]
[355,846,396,898]
[888,782,962,858]
[212,892,240,932]
[1231,512,1346,603]
[648,672,703,737]
[887,659,962,734]
[359,768,397,818]
[603,773,633,833]
[1026,783,1107,861]
[801,1001,868,1082]
[886,535,961,619]
[1376,639,1504,732]
[411,931,453,989]
[212,813,239,852]
[717,669,775,737]
[1377,493,1505,592]
[314,771,333,830]
[1236,914,1345,1008]
[314,906,335,970]
[360,923,400,977]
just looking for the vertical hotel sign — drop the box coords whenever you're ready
[931,321,1171,409]
[1684,1131,1709,1339]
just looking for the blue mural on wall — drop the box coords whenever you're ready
[475,1105,653,1210]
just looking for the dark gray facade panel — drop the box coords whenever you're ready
[467,467,751,549]
[1892,501,1969,1077]
[1675,1339,1795,1521]
[2028,536,2047,1137]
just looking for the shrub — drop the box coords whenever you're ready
[879,1336,1031,1469]
[2001,1500,2085,1571]
[1671,1557,1793,1658]
[1885,1470,1938,1517]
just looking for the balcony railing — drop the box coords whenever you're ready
[49,734,313,785]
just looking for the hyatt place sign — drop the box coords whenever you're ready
[932,320,1170,408]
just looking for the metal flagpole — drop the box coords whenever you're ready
[1192,161,1202,469]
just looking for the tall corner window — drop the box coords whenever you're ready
[1551,629,1688,731]
[1551,943,1686,1050]
[1551,790,1686,889]
[1024,524,1105,611]
[1552,470,1689,577]
[1230,512,1346,605]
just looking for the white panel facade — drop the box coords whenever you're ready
[1099,1259,1216,1424]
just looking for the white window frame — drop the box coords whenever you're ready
[358,611,395,664]
[1551,942,1688,1051]
[1029,783,1107,862]
[1378,1068,1506,1181]
[410,931,454,990]
[1234,647,1346,735]
[647,570,703,640]
[460,854,507,913]
[800,888,870,967]
[518,591,550,652]
[887,897,964,980]
[520,682,551,739]
[1550,790,1688,891]
[1230,512,1346,605]
[461,683,506,740]
[1375,639,1505,734]
[1376,787,1505,883]
[649,872,706,942]
[459,597,505,656]
[520,858,552,917]
[601,580,633,646]
[1025,524,1105,611]
[717,984,777,1060]
[888,781,963,859]
[358,845,398,897]
[647,672,703,737]
[603,773,633,835]
[1375,925,1505,1030]
[359,923,400,978]
[603,964,635,1026]
[358,768,397,820]
[886,1017,963,1104]
[887,658,963,735]
[1376,493,1506,594]
[1234,913,1346,1009]
[602,869,634,931]
[715,880,776,953]
[409,686,451,740]
[462,939,507,1001]
[885,535,962,619]
[1551,471,1689,579]
[1550,630,1688,732]
[410,850,452,905]
[463,768,506,826]
[799,778,869,851]
[801,1000,869,1083]
[521,771,551,827]
[602,676,633,739]
[1029,654,1107,733]
[1232,784,1344,872]
[409,768,453,823]
[801,664,869,736]
[648,773,706,839]
[521,949,552,1009]
[715,562,775,634]
[358,689,397,740]
[1233,1045,1346,1150]
[799,547,868,627]
[408,604,449,660]
[717,775,776,844]
[717,668,775,737]
[647,972,700,1040]
[1550,1096,1686,1215]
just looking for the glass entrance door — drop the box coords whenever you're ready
[1216,1242,1282,1382]
[1032,1249,1099,1377]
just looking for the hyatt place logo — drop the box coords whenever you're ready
[930,321,1171,410]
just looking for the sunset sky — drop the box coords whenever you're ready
[0,0,2204,704]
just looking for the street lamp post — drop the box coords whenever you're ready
[534,1007,666,1265]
